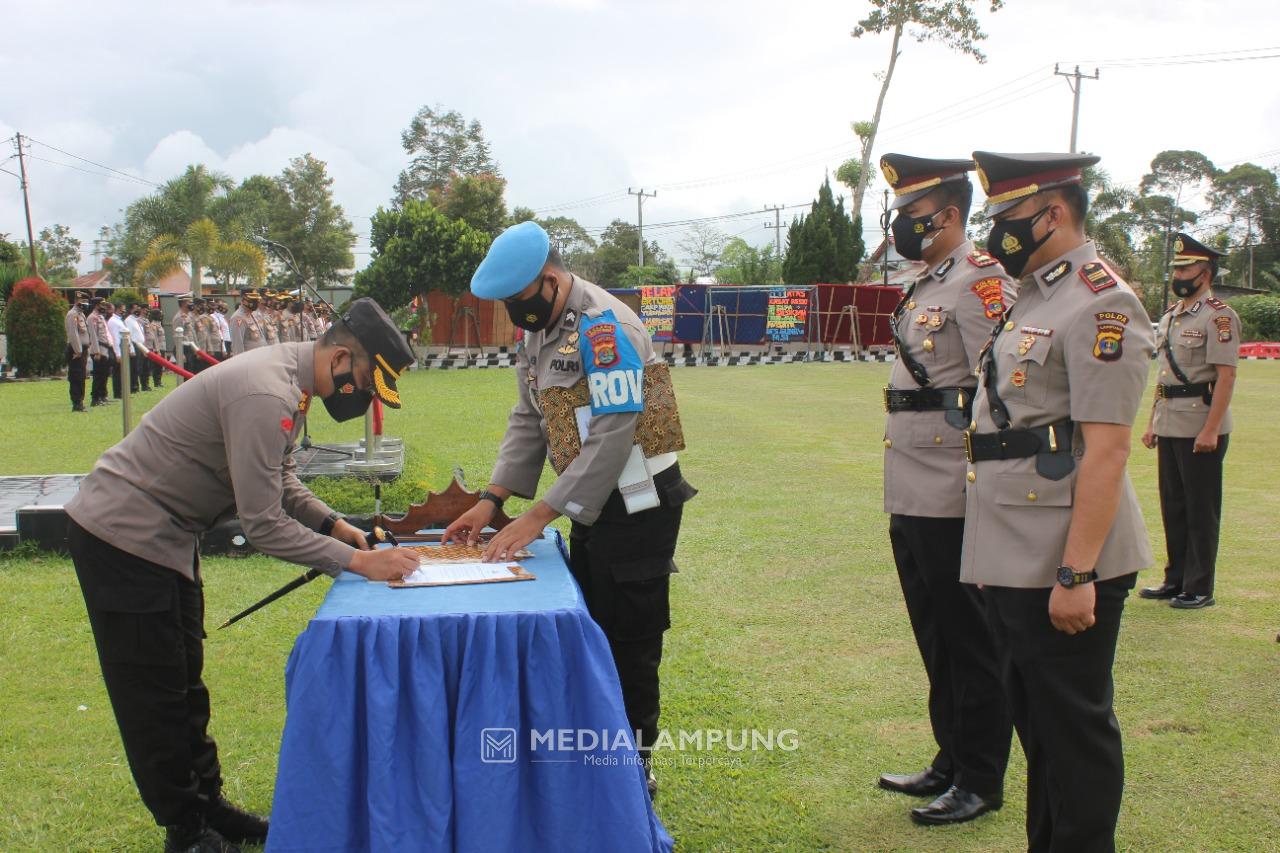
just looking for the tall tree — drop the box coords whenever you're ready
[269,154,357,288]
[783,178,862,284]
[124,164,233,291]
[539,215,597,266]
[1209,163,1280,288]
[716,238,783,285]
[677,223,730,278]
[429,172,509,237]
[211,174,281,240]
[586,220,667,287]
[849,1,1004,219]
[35,224,81,282]
[393,105,500,205]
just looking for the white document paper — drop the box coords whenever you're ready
[404,561,522,585]
[574,406,660,515]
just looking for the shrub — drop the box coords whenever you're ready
[1228,294,1280,342]
[4,278,67,376]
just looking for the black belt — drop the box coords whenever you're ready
[965,419,1076,480]
[1157,381,1213,402]
[883,386,974,414]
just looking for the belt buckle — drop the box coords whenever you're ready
[964,429,974,463]
[882,386,890,412]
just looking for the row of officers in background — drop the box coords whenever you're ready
[63,290,335,411]
[877,151,1239,853]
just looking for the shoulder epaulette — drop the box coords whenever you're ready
[1206,296,1227,311]
[1079,261,1117,293]
[968,249,998,268]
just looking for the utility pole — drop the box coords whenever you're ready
[763,205,786,260]
[14,133,39,276]
[627,188,656,267]
[1054,65,1099,153]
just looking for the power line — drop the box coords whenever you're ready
[26,155,157,188]
[24,136,160,187]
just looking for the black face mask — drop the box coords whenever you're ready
[891,210,943,261]
[322,360,373,422]
[504,277,559,332]
[1171,272,1203,299]
[987,205,1054,279]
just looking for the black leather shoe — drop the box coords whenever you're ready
[164,814,241,853]
[206,796,269,845]
[910,785,1002,825]
[1170,593,1215,609]
[878,766,952,797]
[1139,582,1180,600]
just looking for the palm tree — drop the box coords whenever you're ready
[130,165,233,291]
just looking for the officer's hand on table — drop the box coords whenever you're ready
[482,503,559,563]
[1048,583,1096,635]
[1193,429,1219,453]
[331,518,372,550]
[1141,428,1156,450]
[348,547,420,581]
[442,501,497,547]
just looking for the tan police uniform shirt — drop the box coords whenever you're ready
[66,306,91,355]
[262,310,280,344]
[884,241,1016,517]
[491,277,663,526]
[1152,293,1240,438]
[282,312,303,343]
[88,311,110,358]
[231,306,265,354]
[151,319,167,353]
[66,343,353,580]
[960,241,1155,588]
[172,310,193,348]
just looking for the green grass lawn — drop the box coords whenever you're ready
[1,362,1278,852]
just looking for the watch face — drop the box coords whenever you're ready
[1057,566,1074,587]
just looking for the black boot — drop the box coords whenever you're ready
[163,813,241,853]
[206,795,269,845]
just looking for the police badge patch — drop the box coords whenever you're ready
[1093,311,1129,362]
[1214,315,1233,342]
[971,277,1006,320]
[585,323,618,367]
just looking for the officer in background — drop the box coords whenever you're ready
[88,297,113,406]
[147,309,168,388]
[877,154,1014,825]
[66,298,420,853]
[962,151,1155,853]
[230,290,265,355]
[173,298,196,373]
[1140,234,1239,609]
[282,300,304,343]
[444,221,696,799]
[214,300,232,358]
[65,290,92,412]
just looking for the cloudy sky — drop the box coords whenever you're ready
[2,0,1277,274]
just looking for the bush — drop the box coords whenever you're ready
[109,286,150,311]
[4,278,67,377]
[1228,294,1280,342]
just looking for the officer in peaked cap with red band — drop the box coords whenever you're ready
[445,220,696,799]
[1139,233,1238,609]
[962,151,1155,853]
[876,153,1014,826]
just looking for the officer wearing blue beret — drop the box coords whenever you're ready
[446,221,696,798]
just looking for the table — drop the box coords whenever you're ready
[266,529,674,853]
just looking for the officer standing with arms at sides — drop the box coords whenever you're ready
[88,297,113,406]
[66,298,421,853]
[147,309,168,388]
[213,300,232,358]
[107,301,127,398]
[126,303,151,393]
[229,290,264,356]
[1139,234,1239,609]
[876,154,1015,825]
[282,299,304,343]
[444,221,696,798]
[173,298,195,373]
[66,290,93,412]
[962,152,1155,853]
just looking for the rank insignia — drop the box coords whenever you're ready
[557,332,580,355]
[915,313,929,325]
[1214,315,1233,342]
[1011,369,1027,387]
[1018,334,1036,356]
[968,249,998,268]
[922,338,935,353]
[972,277,1006,320]
[1093,319,1126,361]
[562,309,579,329]
[1042,260,1072,285]
[1079,261,1117,293]
[934,257,956,278]
[1189,301,1202,314]
[1206,296,1227,311]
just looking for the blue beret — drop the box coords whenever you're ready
[470,221,551,300]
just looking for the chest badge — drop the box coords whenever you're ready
[1010,369,1027,387]
[915,313,929,326]
[928,314,944,329]
[1018,334,1036,356]
[557,332,580,355]
[921,338,935,353]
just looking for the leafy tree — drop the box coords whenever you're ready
[540,215,597,265]
[849,1,1004,218]
[353,200,491,314]
[617,261,678,288]
[211,174,281,240]
[584,220,667,287]
[1209,163,1280,288]
[783,178,863,284]
[36,224,81,282]
[677,223,730,278]
[429,172,508,237]
[4,277,66,376]
[716,238,783,285]
[393,105,500,205]
[509,206,538,224]
[122,164,233,291]
[209,240,267,289]
[269,154,357,288]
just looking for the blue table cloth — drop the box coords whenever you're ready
[267,530,674,853]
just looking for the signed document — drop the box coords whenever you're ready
[388,561,536,589]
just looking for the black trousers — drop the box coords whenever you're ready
[67,346,87,406]
[1158,435,1229,597]
[985,575,1135,853]
[568,464,695,753]
[90,355,110,402]
[68,519,222,827]
[889,514,1011,796]
[110,353,122,398]
[152,355,164,386]
[130,352,149,391]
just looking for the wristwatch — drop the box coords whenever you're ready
[1056,565,1098,588]
[477,490,506,509]
[319,511,342,536]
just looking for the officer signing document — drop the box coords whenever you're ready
[444,221,697,799]
[66,298,421,853]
